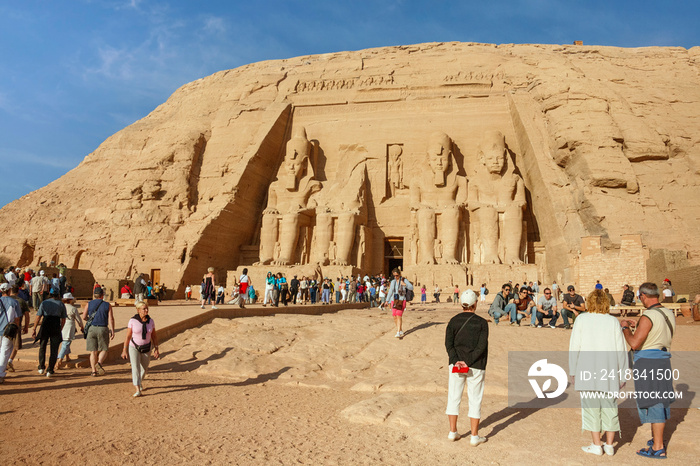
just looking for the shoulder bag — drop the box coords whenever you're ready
[1,299,19,339]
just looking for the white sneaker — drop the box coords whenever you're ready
[399,331,404,337]
[447,431,461,441]
[38,369,44,375]
[212,306,218,309]
[200,305,205,309]
[602,443,614,456]
[394,332,401,338]
[470,435,486,447]
[46,372,52,378]
[581,444,603,456]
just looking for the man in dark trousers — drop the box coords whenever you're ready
[290,275,300,305]
[445,289,489,446]
[31,288,67,377]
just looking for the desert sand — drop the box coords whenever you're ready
[2,301,698,465]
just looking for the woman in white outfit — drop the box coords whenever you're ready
[569,289,628,457]
[121,301,159,397]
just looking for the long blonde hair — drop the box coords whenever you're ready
[586,289,610,315]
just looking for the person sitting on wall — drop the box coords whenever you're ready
[562,285,586,329]
[487,283,514,325]
[620,284,635,316]
[120,283,133,300]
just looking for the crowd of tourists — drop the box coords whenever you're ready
[0,261,692,459]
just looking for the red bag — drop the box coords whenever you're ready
[452,366,470,373]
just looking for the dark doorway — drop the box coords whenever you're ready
[384,238,404,275]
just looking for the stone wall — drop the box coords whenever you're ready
[576,235,647,294]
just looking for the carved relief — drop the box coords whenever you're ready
[387,144,404,197]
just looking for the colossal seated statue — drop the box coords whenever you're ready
[468,130,526,265]
[410,132,467,265]
[258,126,321,265]
[314,144,371,267]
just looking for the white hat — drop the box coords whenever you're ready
[63,292,75,301]
[0,283,10,292]
[460,289,478,307]
[39,270,45,276]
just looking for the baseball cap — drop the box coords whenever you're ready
[460,289,478,306]
[39,270,45,276]
[63,292,75,301]
[567,285,575,291]
[0,283,10,292]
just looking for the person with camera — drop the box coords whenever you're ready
[445,289,488,446]
[384,268,414,338]
[121,301,160,397]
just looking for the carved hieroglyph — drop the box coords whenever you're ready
[410,132,467,265]
[469,130,526,265]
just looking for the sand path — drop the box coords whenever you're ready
[2,302,698,465]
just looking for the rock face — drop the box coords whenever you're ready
[1,42,699,294]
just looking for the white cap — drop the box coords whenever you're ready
[0,283,10,292]
[39,270,45,276]
[63,293,75,301]
[460,289,478,307]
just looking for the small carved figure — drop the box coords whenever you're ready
[388,144,404,197]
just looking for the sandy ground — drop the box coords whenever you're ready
[2,301,699,465]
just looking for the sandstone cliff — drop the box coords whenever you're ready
[1,42,698,292]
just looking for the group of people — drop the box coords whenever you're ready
[120,276,168,303]
[446,281,678,459]
[0,284,159,398]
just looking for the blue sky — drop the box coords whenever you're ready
[1,0,698,208]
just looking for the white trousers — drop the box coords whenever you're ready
[264,285,274,305]
[446,365,485,419]
[0,336,14,379]
[128,346,150,387]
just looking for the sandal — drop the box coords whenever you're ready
[646,439,666,447]
[96,363,106,375]
[91,371,98,377]
[637,446,667,459]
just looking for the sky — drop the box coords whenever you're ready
[0,0,698,208]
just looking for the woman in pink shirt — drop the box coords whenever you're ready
[121,301,160,397]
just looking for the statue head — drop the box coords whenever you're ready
[427,131,452,187]
[284,127,311,190]
[479,130,506,175]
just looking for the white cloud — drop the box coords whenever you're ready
[203,15,226,35]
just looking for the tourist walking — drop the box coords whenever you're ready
[237,268,249,308]
[201,267,217,309]
[82,287,115,376]
[569,289,628,456]
[0,283,21,383]
[386,268,414,338]
[121,301,160,397]
[56,293,84,371]
[445,289,488,446]
[32,288,67,377]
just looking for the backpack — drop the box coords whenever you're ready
[406,288,415,301]
[484,288,489,295]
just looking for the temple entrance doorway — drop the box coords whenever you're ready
[384,238,403,275]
